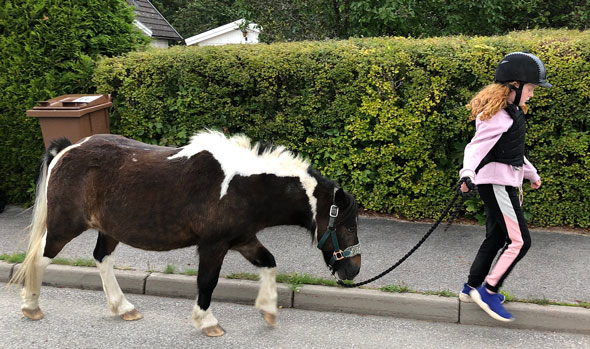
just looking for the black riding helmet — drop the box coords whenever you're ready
[494,51,552,106]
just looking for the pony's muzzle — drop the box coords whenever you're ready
[336,255,361,280]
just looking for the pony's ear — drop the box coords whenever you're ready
[334,187,346,207]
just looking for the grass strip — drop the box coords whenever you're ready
[2,254,587,309]
[0,252,25,263]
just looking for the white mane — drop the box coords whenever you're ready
[168,131,318,215]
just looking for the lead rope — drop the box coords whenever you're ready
[335,191,467,288]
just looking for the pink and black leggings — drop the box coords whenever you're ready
[467,184,531,293]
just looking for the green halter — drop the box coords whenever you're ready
[316,203,361,267]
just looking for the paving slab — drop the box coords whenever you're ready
[293,285,459,323]
[0,261,13,282]
[460,301,590,334]
[145,272,198,298]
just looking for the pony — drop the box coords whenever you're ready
[10,130,361,337]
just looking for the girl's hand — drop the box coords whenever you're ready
[457,177,477,197]
[460,182,469,192]
[531,179,542,189]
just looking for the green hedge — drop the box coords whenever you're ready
[92,29,589,228]
[0,0,148,203]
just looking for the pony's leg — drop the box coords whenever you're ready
[192,244,228,337]
[19,230,51,320]
[93,232,141,321]
[20,225,83,320]
[235,239,278,326]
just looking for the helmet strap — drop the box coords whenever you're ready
[504,82,524,107]
[514,82,524,107]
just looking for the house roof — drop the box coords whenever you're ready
[185,19,260,46]
[127,0,182,41]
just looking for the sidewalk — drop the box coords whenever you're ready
[1,205,589,334]
[1,261,589,334]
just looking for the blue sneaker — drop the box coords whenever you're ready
[459,283,505,303]
[459,283,474,302]
[469,285,514,322]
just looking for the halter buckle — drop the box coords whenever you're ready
[333,250,345,261]
[329,205,339,218]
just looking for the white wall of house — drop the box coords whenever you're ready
[150,39,169,48]
[185,19,261,46]
[197,29,259,46]
[133,20,170,49]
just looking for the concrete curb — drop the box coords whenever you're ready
[294,284,458,323]
[0,260,14,281]
[1,261,588,334]
[143,271,293,306]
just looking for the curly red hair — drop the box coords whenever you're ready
[467,82,528,121]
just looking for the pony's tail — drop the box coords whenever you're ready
[8,138,72,288]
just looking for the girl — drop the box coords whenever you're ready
[458,51,550,322]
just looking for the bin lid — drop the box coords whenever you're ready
[27,94,112,118]
[32,94,110,110]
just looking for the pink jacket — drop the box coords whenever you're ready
[460,108,541,187]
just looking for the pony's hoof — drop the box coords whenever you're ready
[22,307,44,320]
[121,309,143,321]
[202,325,225,337]
[262,311,276,327]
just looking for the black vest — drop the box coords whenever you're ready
[475,104,525,173]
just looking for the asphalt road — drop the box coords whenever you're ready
[1,206,589,303]
[1,282,588,348]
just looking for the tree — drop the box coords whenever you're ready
[236,0,351,42]
[347,0,589,38]
[237,0,589,42]
[151,0,238,38]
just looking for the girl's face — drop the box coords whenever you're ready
[509,83,537,106]
[520,83,537,105]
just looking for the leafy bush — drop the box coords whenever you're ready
[235,0,589,42]
[348,0,589,38]
[93,29,589,228]
[0,0,148,203]
[151,0,238,39]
